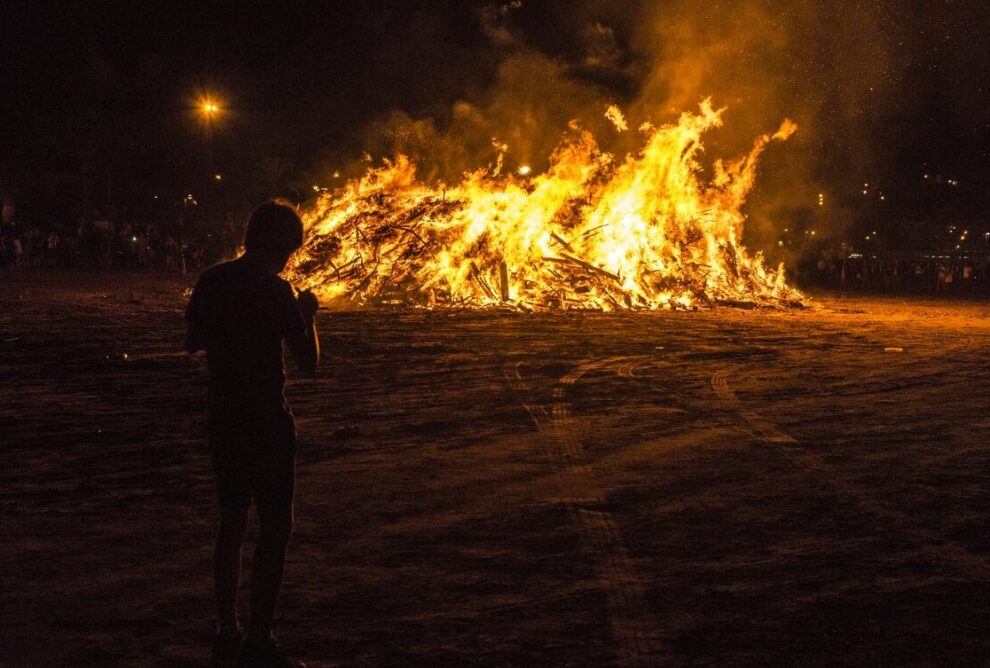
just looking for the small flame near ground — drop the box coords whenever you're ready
[287,100,802,311]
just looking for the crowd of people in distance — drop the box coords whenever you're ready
[6,220,990,301]
[799,253,990,296]
[0,222,237,273]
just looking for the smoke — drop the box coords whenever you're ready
[623,0,899,260]
[357,1,624,182]
[356,0,905,260]
[361,52,608,182]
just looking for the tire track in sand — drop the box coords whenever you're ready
[507,355,664,666]
[711,366,990,580]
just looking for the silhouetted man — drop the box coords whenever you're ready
[186,201,319,668]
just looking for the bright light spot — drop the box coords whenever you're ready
[214,174,222,181]
[862,190,868,195]
[313,185,320,192]
[132,236,137,242]
[778,240,784,246]
[810,230,817,236]
[924,174,929,179]
[518,165,532,176]
[198,96,223,119]
[333,171,340,178]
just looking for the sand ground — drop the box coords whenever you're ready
[1,272,988,667]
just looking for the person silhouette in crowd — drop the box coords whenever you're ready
[185,200,319,667]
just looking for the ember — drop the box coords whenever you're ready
[287,100,801,310]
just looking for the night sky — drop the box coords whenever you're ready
[3,0,989,241]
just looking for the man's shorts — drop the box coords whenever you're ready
[209,411,296,520]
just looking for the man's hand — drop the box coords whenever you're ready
[288,288,320,377]
[185,321,206,355]
[297,289,319,321]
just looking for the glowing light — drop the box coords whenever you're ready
[517,165,532,176]
[197,95,223,121]
[214,174,223,181]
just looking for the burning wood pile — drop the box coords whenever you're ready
[286,101,803,311]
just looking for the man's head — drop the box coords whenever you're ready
[244,200,304,271]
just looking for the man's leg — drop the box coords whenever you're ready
[211,439,252,640]
[215,504,249,637]
[246,456,295,643]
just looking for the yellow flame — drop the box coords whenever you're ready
[605,105,628,132]
[287,100,800,310]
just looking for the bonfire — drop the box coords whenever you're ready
[286,100,802,310]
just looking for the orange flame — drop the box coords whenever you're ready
[287,100,800,310]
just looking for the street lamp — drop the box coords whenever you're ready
[198,96,223,122]
[193,94,225,175]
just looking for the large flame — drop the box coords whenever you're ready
[287,100,800,310]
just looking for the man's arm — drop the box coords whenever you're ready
[284,288,320,377]
[184,279,208,354]
[185,320,207,354]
